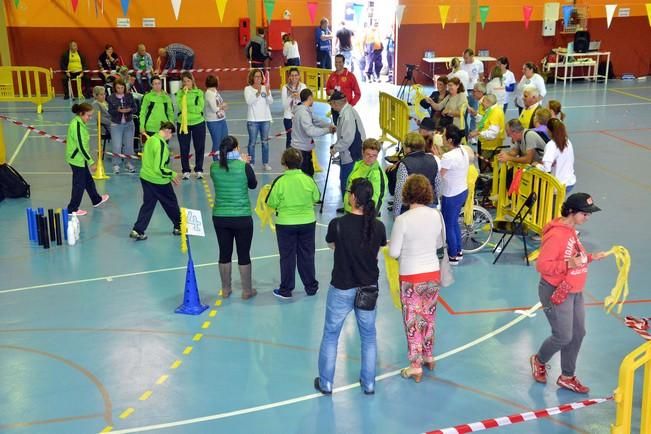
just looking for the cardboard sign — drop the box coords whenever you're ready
[184,209,205,237]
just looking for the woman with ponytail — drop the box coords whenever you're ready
[389,174,444,383]
[315,178,387,395]
[210,136,258,299]
[542,118,576,195]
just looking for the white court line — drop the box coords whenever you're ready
[103,303,542,434]
[563,102,651,109]
[0,248,330,295]
[8,129,31,165]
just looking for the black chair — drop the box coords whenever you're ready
[492,192,537,265]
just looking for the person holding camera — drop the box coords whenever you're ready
[315,178,387,395]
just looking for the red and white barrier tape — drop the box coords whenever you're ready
[0,114,67,144]
[424,397,612,434]
[625,316,651,340]
[52,66,282,74]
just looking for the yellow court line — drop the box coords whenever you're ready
[118,408,134,419]
[155,375,169,385]
[209,310,217,317]
[139,390,153,401]
[8,129,31,165]
[100,426,113,433]
[182,346,193,355]
[215,299,222,306]
[192,333,203,341]
[609,88,651,102]
[170,360,182,369]
[201,321,211,329]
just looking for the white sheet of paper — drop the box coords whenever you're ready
[184,209,205,237]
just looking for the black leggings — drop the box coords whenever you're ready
[212,216,254,265]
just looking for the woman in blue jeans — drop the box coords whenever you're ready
[440,125,470,265]
[315,178,387,395]
[204,75,229,162]
[244,69,273,171]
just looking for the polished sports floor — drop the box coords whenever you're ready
[1,78,650,434]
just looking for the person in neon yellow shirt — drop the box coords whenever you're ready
[469,94,505,171]
[60,41,90,100]
[518,85,541,129]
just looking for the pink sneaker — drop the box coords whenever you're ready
[530,355,548,383]
[74,209,88,216]
[93,194,110,207]
[556,375,590,394]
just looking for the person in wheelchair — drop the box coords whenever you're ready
[498,108,551,166]
[468,94,505,172]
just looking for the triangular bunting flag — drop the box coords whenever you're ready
[121,0,130,16]
[479,5,490,29]
[562,5,573,28]
[215,0,227,22]
[439,5,450,29]
[263,0,276,23]
[605,4,617,28]
[307,1,318,24]
[171,0,182,20]
[395,5,406,28]
[71,0,79,12]
[648,4,651,27]
[13,0,20,6]
[523,5,534,29]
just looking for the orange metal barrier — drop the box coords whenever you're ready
[612,341,651,434]
[491,161,566,260]
[0,66,55,113]
[279,66,332,103]
[378,91,410,145]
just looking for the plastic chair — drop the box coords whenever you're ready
[492,192,537,265]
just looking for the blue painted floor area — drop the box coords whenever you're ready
[1,80,650,434]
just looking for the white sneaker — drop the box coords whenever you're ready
[196,171,204,179]
[127,164,136,174]
[113,165,120,174]
[263,164,272,171]
[182,172,191,180]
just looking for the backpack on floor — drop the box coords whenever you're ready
[0,163,30,198]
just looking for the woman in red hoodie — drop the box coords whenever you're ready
[530,193,607,394]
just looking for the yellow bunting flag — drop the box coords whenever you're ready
[382,246,402,310]
[439,5,450,29]
[180,208,188,252]
[603,245,631,314]
[254,184,276,232]
[215,0,228,22]
[646,4,651,27]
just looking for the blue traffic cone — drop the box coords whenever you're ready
[175,252,209,315]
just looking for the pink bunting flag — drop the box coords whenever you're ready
[307,1,318,24]
[71,0,79,12]
[523,5,534,29]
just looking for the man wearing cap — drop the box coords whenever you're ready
[291,89,336,177]
[531,192,607,395]
[326,54,361,125]
[329,91,366,212]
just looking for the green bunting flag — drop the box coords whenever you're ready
[479,5,490,29]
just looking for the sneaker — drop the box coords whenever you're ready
[263,164,273,171]
[173,228,181,236]
[93,194,110,207]
[74,209,88,216]
[314,377,332,395]
[127,164,136,174]
[195,171,204,179]
[113,165,120,174]
[272,288,292,300]
[129,230,147,241]
[182,172,191,180]
[530,355,548,383]
[359,380,375,395]
[556,375,590,394]
[530,234,542,242]
[449,256,461,266]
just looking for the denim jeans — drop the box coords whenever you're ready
[441,189,468,256]
[283,118,292,149]
[339,49,353,71]
[207,120,229,161]
[318,285,377,392]
[247,121,270,165]
[467,93,479,132]
[110,121,135,167]
[339,162,354,200]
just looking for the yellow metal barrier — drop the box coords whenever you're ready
[378,91,410,145]
[0,66,55,113]
[612,341,651,434]
[279,66,332,103]
[491,161,566,260]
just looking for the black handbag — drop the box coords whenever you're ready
[354,285,379,311]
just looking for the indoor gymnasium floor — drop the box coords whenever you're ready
[0,79,650,434]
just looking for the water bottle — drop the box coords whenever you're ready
[67,218,77,246]
[72,213,80,239]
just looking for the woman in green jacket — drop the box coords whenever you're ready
[211,136,258,299]
[130,121,181,240]
[266,148,321,299]
[139,76,174,138]
[66,103,109,216]
[343,138,387,213]
[176,72,206,179]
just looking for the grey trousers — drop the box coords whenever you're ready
[536,279,586,377]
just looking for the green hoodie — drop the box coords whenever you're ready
[175,87,204,126]
[266,169,320,225]
[65,116,94,167]
[140,133,177,184]
[139,91,174,133]
[344,160,387,212]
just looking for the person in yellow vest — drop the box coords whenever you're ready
[468,94,505,172]
[518,85,541,130]
[60,41,90,99]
